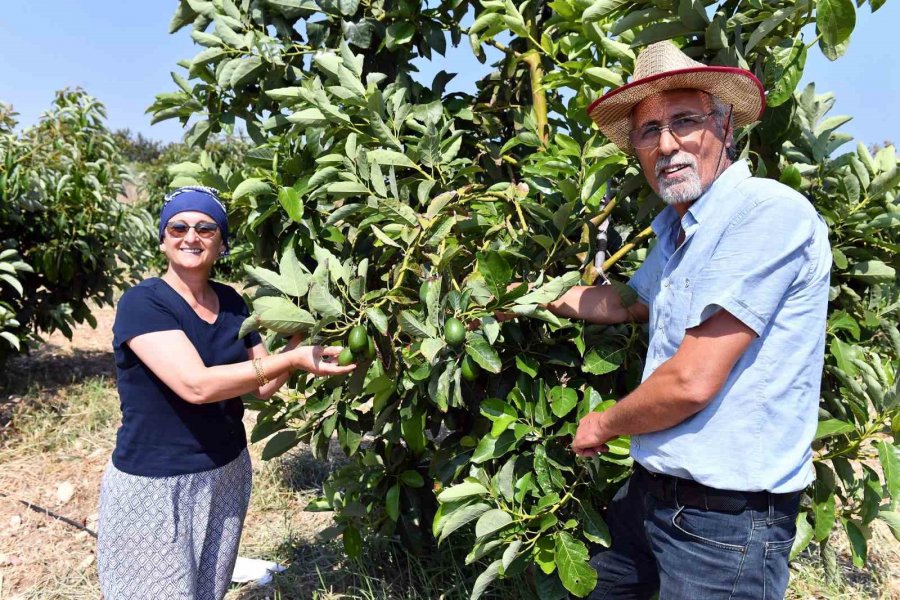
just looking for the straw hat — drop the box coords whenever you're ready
[587,41,765,153]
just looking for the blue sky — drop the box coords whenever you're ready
[1,1,897,149]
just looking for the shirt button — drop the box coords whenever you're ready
[684,278,691,288]
[662,279,670,288]
[657,322,664,330]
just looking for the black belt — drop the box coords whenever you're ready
[636,463,800,513]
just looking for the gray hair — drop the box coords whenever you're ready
[708,93,739,162]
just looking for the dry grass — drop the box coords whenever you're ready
[0,307,897,599]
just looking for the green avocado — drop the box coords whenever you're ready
[348,325,369,353]
[460,355,480,381]
[444,317,465,346]
[338,347,355,366]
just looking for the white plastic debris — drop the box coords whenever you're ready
[231,556,286,586]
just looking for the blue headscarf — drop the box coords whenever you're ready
[159,186,229,255]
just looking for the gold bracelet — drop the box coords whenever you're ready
[252,357,269,386]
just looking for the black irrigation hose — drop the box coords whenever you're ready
[0,491,98,538]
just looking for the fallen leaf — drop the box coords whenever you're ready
[78,554,95,569]
[57,481,75,504]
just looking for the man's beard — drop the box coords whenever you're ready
[655,153,703,205]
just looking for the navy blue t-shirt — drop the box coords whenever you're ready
[111,278,262,477]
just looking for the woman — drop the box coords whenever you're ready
[97,186,354,599]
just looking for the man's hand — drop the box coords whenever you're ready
[572,412,612,457]
[292,345,357,376]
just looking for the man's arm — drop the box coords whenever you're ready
[546,285,649,324]
[571,309,756,456]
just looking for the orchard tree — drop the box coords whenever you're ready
[151,0,899,596]
[0,91,156,363]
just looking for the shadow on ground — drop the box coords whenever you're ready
[1,347,115,432]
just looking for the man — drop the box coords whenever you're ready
[545,42,831,599]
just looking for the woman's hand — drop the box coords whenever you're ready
[291,345,357,376]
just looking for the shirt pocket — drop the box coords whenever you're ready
[658,275,694,343]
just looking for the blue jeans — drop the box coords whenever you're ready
[586,466,800,600]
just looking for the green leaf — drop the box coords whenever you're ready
[278,186,304,222]
[481,398,518,435]
[583,0,631,22]
[265,86,303,102]
[878,510,900,542]
[366,307,389,336]
[549,386,578,418]
[170,0,199,33]
[765,39,807,108]
[581,504,611,547]
[516,272,580,305]
[191,30,223,47]
[327,181,369,196]
[746,1,807,53]
[496,457,516,502]
[476,251,512,299]
[848,260,895,284]
[813,485,836,542]
[343,524,362,557]
[515,355,538,377]
[368,148,417,170]
[472,430,518,464]
[877,440,900,507]
[400,470,424,488]
[378,197,419,227]
[386,484,400,521]
[475,508,513,540]
[583,342,625,375]
[437,481,489,502]
[554,532,598,597]
[817,0,856,61]
[385,21,415,49]
[262,430,300,460]
[534,444,554,493]
[399,311,434,338]
[466,334,502,374]
[843,519,867,567]
[814,419,855,440]
[287,108,328,127]
[253,296,316,333]
[307,281,343,319]
[230,56,264,88]
[438,502,491,542]
[790,513,815,560]
[471,560,502,600]
[233,177,271,200]
[421,337,446,363]
[584,67,624,88]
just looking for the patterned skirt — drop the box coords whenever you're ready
[97,449,252,600]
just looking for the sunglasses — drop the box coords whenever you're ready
[165,220,220,239]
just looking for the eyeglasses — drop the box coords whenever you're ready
[629,111,717,150]
[165,221,220,239]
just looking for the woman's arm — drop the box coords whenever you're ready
[247,333,320,399]
[127,330,355,405]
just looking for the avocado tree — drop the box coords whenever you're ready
[151,0,898,596]
[0,91,156,364]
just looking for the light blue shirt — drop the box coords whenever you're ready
[627,160,831,493]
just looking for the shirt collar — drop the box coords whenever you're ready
[685,160,752,228]
[649,160,752,240]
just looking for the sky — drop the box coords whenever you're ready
[1,1,897,149]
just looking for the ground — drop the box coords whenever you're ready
[0,302,897,599]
